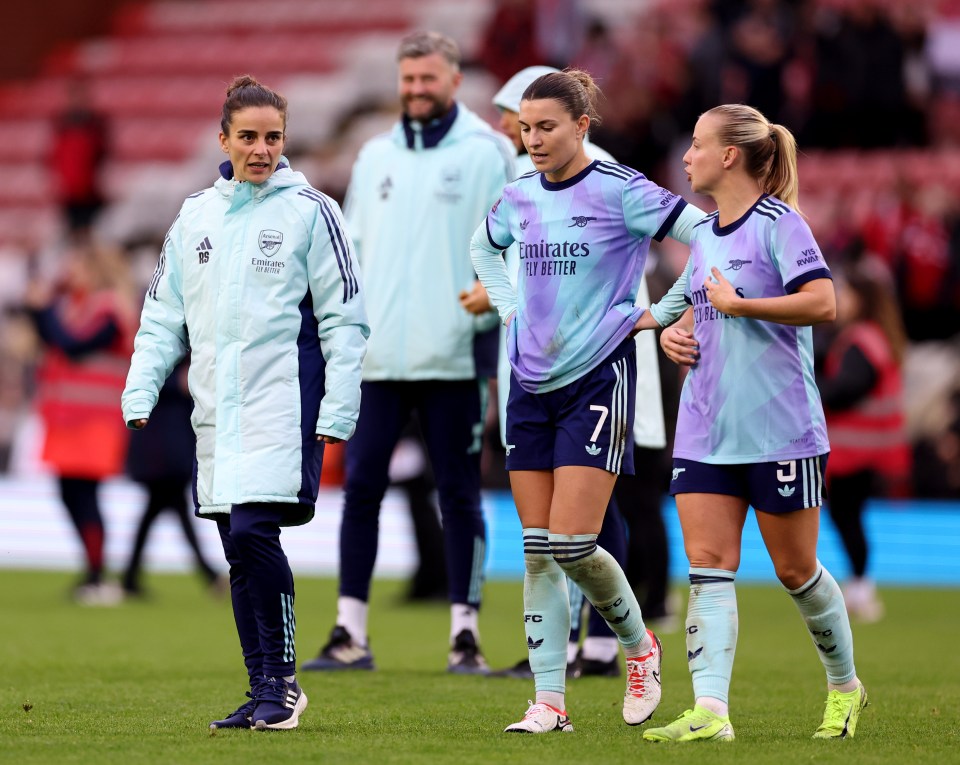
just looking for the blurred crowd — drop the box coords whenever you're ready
[1,0,960,499]
[479,0,958,172]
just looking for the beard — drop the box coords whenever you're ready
[402,94,450,123]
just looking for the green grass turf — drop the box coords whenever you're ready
[2,569,958,764]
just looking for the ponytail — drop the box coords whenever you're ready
[705,104,801,213]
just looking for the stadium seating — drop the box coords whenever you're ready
[5,0,957,252]
[0,0,461,248]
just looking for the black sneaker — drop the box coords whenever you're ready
[568,649,620,678]
[209,679,268,730]
[447,629,490,675]
[252,676,308,731]
[489,658,534,679]
[301,625,375,671]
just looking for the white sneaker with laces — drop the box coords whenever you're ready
[504,701,574,733]
[623,629,662,725]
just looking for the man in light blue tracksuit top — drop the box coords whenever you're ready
[302,31,515,674]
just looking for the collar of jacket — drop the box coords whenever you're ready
[218,159,289,180]
[401,102,459,150]
[215,158,296,203]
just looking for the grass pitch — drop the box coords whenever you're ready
[2,569,958,764]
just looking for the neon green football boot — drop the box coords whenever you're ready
[642,705,735,743]
[813,682,868,739]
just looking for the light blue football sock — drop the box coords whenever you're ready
[549,533,648,653]
[686,568,738,704]
[523,528,569,694]
[786,561,857,685]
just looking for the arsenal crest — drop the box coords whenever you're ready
[258,229,283,257]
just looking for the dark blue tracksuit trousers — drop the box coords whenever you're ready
[340,380,486,607]
[218,503,297,682]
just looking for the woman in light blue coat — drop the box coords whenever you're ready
[122,75,368,732]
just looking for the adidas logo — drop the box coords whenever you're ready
[778,485,796,497]
[688,647,703,661]
[196,236,212,264]
[672,467,686,481]
[527,636,544,650]
[520,219,529,231]
[585,443,601,456]
[604,609,631,625]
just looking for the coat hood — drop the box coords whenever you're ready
[213,156,309,199]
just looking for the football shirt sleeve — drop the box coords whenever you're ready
[650,257,693,326]
[667,203,709,245]
[470,195,517,323]
[622,173,689,241]
[772,212,832,293]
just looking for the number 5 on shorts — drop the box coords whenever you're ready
[589,405,608,443]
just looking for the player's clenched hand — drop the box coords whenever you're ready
[660,325,699,367]
[704,266,742,316]
[458,281,492,314]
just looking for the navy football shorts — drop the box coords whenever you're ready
[668,454,829,513]
[505,338,636,475]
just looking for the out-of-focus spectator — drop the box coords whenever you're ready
[388,420,448,602]
[122,359,223,599]
[805,0,920,148]
[571,17,618,87]
[819,261,911,622]
[892,184,960,340]
[723,0,796,122]
[477,0,587,82]
[533,0,586,69]
[476,0,540,83]
[913,388,960,497]
[25,242,136,604]
[588,3,699,182]
[48,78,109,239]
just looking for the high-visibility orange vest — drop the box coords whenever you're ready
[36,290,134,479]
[824,322,911,481]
